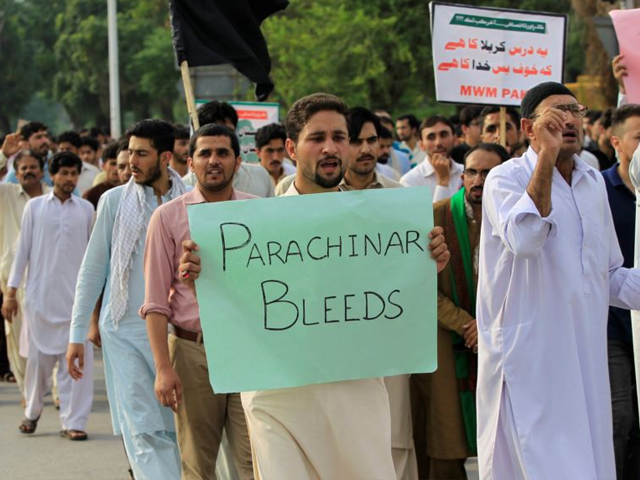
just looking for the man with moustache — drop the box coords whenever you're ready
[171,124,191,178]
[0,150,50,397]
[67,120,183,478]
[3,122,53,186]
[412,144,507,480]
[141,124,253,479]
[182,100,275,198]
[479,106,524,158]
[178,93,451,479]
[342,106,417,480]
[3,152,94,439]
[477,82,640,479]
[341,107,401,191]
[400,116,464,202]
[255,123,296,187]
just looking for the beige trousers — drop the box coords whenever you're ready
[169,334,253,480]
[1,279,26,395]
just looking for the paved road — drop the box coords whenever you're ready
[0,349,130,480]
[0,348,479,480]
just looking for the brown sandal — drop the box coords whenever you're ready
[19,415,40,434]
[60,429,88,441]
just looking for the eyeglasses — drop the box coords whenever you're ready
[530,103,588,120]
[463,168,492,180]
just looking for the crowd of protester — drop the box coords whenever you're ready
[0,54,639,480]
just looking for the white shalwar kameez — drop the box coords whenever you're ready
[240,183,396,480]
[477,148,640,480]
[8,193,95,430]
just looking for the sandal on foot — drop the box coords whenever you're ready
[19,415,40,434]
[60,429,88,441]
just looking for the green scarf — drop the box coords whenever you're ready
[448,187,477,455]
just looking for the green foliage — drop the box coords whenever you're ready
[264,0,575,117]
[0,0,39,132]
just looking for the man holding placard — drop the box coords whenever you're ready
[477,82,640,480]
[179,93,450,480]
[142,124,254,480]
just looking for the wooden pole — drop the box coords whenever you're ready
[499,106,507,148]
[180,61,200,131]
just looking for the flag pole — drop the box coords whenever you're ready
[499,106,507,148]
[107,0,121,138]
[180,61,200,131]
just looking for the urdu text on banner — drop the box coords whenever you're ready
[430,2,567,106]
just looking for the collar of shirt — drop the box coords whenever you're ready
[183,185,240,205]
[339,171,384,190]
[45,190,81,205]
[524,146,597,185]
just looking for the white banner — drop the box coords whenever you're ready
[231,101,280,163]
[430,2,567,106]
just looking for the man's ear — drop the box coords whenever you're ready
[187,157,195,173]
[285,138,297,161]
[520,118,534,141]
[235,155,242,172]
[160,151,172,166]
[610,134,621,153]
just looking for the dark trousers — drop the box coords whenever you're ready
[0,292,11,374]
[608,339,640,480]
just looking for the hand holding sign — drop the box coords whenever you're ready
[612,54,628,95]
[180,240,201,297]
[429,226,450,273]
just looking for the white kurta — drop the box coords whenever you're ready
[400,158,463,202]
[477,148,640,480]
[8,192,94,355]
[241,183,396,480]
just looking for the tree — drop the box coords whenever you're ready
[0,0,38,133]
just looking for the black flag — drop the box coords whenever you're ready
[169,0,288,101]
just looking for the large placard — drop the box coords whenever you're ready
[430,2,567,106]
[188,187,437,393]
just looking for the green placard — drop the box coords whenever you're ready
[188,187,438,393]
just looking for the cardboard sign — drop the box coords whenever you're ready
[188,187,438,393]
[430,2,567,106]
[610,9,640,104]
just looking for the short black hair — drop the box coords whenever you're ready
[419,115,456,138]
[255,123,287,150]
[57,131,82,149]
[285,93,349,143]
[116,135,130,155]
[102,142,119,161]
[463,142,510,166]
[197,101,239,128]
[189,124,240,158]
[480,106,521,131]
[379,126,393,140]
[79,135,100,152]
[586,110,602,125]
[125,119,175,155]
[611,104,640,136]
[49,151,83,175]
[459,106,484,127]
[396,114,420,131]
[347,107,382,142]
[90,126,106,138]
[174,123,190,140]
[599,107,615,130]
[13,149,44,171]
[20,122,48,141]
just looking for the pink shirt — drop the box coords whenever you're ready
[140,187,256,332]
